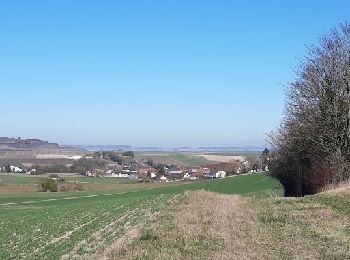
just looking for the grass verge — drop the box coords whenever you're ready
[115,190,350,259]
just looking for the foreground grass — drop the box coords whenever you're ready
[1,172,342,259]
[116,190,350,259]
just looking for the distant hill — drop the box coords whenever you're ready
[197,146,264,152]
[66,145,264,153]
[67,145,132,152]
[0,137,60,150]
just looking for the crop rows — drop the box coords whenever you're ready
[0,193,173,259]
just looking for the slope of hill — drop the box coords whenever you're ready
[121,187,350,259]
[0,137,60,150]
[2,174,349,259]
[0,173,280,259]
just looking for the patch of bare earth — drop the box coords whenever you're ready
[0,184,39,194]
[0,181,182,195]
[200,154,245,163]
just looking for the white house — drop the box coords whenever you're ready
[168,170,183,175]
[66,155,82,160]
[150,172,157,178]
[160,175,167,182]
[10,165,23,173]
[111,172,129,178]
[183,172,191,179]
[215,171,226,178]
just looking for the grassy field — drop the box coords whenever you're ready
[0,173,281,259]
[0,174,42,186]
[120,188,350,259]
[0,174,136,186]
[0,190,172,259]
[4,173,349,259]
[0,149,85,160]
[0,148,85,166]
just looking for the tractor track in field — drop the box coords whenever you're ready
[61,196,168,260]
[0,187,160,206]
[31,204,128,258]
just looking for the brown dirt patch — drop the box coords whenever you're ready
[0,182,181,195]
[0,185,39,194]
[201,154,245,163]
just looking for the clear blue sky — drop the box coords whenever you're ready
[1,1,349,147]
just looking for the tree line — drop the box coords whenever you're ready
[269,23,350,196]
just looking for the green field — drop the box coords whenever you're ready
[0,174,42,186]
[0,173,282,259]
[0,174,136,186]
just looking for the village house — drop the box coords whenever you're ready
[183,172,191,180]
[10,165,23,173]
[138,166,158,179]
[85,169,104,177]
[160,175,168,182]
[215,170,227,178]
[110,172,129,178]
[166,165,183,175]
[202,163,228,179]
[165,165,184,180]
[107,163,122,172]
[121,162,139,175]
[204,171,226,179]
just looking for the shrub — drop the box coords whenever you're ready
[41,178,58,192]
[122,151,134,158]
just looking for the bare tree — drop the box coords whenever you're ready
[269,23,350,196]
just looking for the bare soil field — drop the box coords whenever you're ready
[200,154,245,162]
[135,153,213,166]
[0,181,180,195]
[0,185,39,194]
[0,158,75,166]
[36,154,72,159]
[0,149,85,160]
